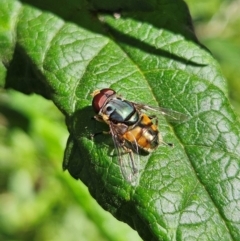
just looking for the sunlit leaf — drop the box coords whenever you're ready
[1,0,240,240]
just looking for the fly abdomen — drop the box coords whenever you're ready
[123,124,159,152]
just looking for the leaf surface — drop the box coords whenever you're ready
[1,0,240,240]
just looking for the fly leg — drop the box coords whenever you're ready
[122,145,138,175]
[120,146,139,184]
[90,115,110,139]
[90,130,110,139]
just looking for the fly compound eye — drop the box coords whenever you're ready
[92,88,116,113]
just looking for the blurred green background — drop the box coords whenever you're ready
[186,0,240,115]
[0,1,240,240]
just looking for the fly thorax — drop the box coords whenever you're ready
[103,98,138,125]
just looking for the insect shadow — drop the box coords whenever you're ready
[69,105,114,150]
[70,105,149,159]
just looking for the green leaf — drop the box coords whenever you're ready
[1,0,240,240]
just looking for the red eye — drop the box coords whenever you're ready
[92,88,116,113]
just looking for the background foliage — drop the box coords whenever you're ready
[0,0,240,241]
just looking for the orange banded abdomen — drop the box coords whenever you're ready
[123,114,160,152]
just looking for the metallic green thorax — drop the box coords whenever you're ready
[103,98,139,125]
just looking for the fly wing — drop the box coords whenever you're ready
[109,122,140,185]
[133,103,189,123]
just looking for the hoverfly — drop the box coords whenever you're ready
[91,88,188,184]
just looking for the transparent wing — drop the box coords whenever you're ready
[109,122,140,185]
[133,103,189,123]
